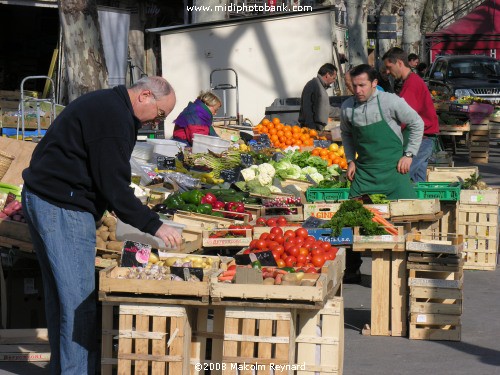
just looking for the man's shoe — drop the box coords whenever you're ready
[343,270,362,284]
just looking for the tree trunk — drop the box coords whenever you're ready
[402,0,427,54]
[128,1,146,85]
[376,0,394,61]
[193,0,226,23]
[346,0,369,66]
[58,0,107,103]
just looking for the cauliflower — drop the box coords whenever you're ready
[269,186,282,193]
[258,173,273,186]
[241,167,256,182]
[258,163,276,178]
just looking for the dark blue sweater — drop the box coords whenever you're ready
[22,85,162,236]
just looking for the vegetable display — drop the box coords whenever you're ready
[321,200,387,236]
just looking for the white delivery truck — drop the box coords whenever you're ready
[148,8,346,136]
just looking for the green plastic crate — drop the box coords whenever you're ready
[414,182,461,201]
[305,188,350,202]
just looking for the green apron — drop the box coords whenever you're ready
[349,96,416,200]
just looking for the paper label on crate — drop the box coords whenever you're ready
[469,194,483,203]
[416,314,427,323]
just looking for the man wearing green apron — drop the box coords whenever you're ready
[339,64,424,282]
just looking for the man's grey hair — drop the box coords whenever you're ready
[130,76,174,99]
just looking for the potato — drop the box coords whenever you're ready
[96,237,106,249]
[107,224,116,233]
[108,232,117,241]
[106,241,124,252]
[103,216,117,227]
[99,231,110,241]
[97,225,109,233]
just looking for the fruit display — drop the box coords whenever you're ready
[254,117,325,148]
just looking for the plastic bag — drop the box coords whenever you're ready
[162,172,201,192]
[130,157,153,186]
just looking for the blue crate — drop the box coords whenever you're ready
[1,127,47,138]
[307,227,353,245]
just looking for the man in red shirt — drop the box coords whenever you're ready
[382,47,440,182]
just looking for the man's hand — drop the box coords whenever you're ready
[397,156,413,174]
[155,223,182,249]
[346,161,356,181]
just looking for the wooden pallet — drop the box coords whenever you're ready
[116,303,191,375]
[222,307,296,374]
[439,202,458,238]
[296,297,344,375]
[409,285,462,315]
[458,204,499,270]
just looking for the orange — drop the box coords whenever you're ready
[260,126,268,134]
[270,134,279,142]
[276,123,284,131]
[292,132,301,140]
[307,139,314,146]
[311,149,320,156]
[277,130,284,137]
[309,129,318,138]
[269,128,277,135]
[285,139,293,145]
[262,118,271,126]
[278,136,286,143]
[319,149,329,157]
[272,117,281,125]
[327,159,333,166]
[292,125,301,133]
[295,139,303,146]
[328,143,339,152]
[300,134,309,142]
[339,160,348,169]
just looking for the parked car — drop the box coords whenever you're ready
[425,55,500,103]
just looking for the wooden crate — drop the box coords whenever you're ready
[202,228,252,247]
[460,189,499,206]
[409,285,462,315]
[409,313,461,341]
[303,203,390,220]
[295,297,344,375]
[458,204,499,270]
[426,166,478,183]
[439,202,458,237]
[353,227,407,337]
[116,303,191,375]
[190,306,225,375]
[210,249,345,308]
[222,307,296,374]
[390,199,440,217]
[259,205,304,222]
[406,233,463,255]
[99,259,225,304]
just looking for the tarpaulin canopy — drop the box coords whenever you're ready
[426,0,500,59]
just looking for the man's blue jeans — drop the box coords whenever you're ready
[410,137,435,183]
[22,187,97,374]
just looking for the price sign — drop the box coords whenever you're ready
[314,139,331,148]
[220,167,241,184]
[120,240,152,268]
[157,156,176,170]
[234,250,277,267]
[259,133,272,147]
[240,153,254,167]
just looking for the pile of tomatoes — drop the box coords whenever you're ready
[243,227,338,271]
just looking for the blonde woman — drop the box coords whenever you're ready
[172,91,222,145]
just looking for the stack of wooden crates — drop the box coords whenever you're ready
[406,233,464,341]
[458,189,499,270]
[468,102,494,163]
